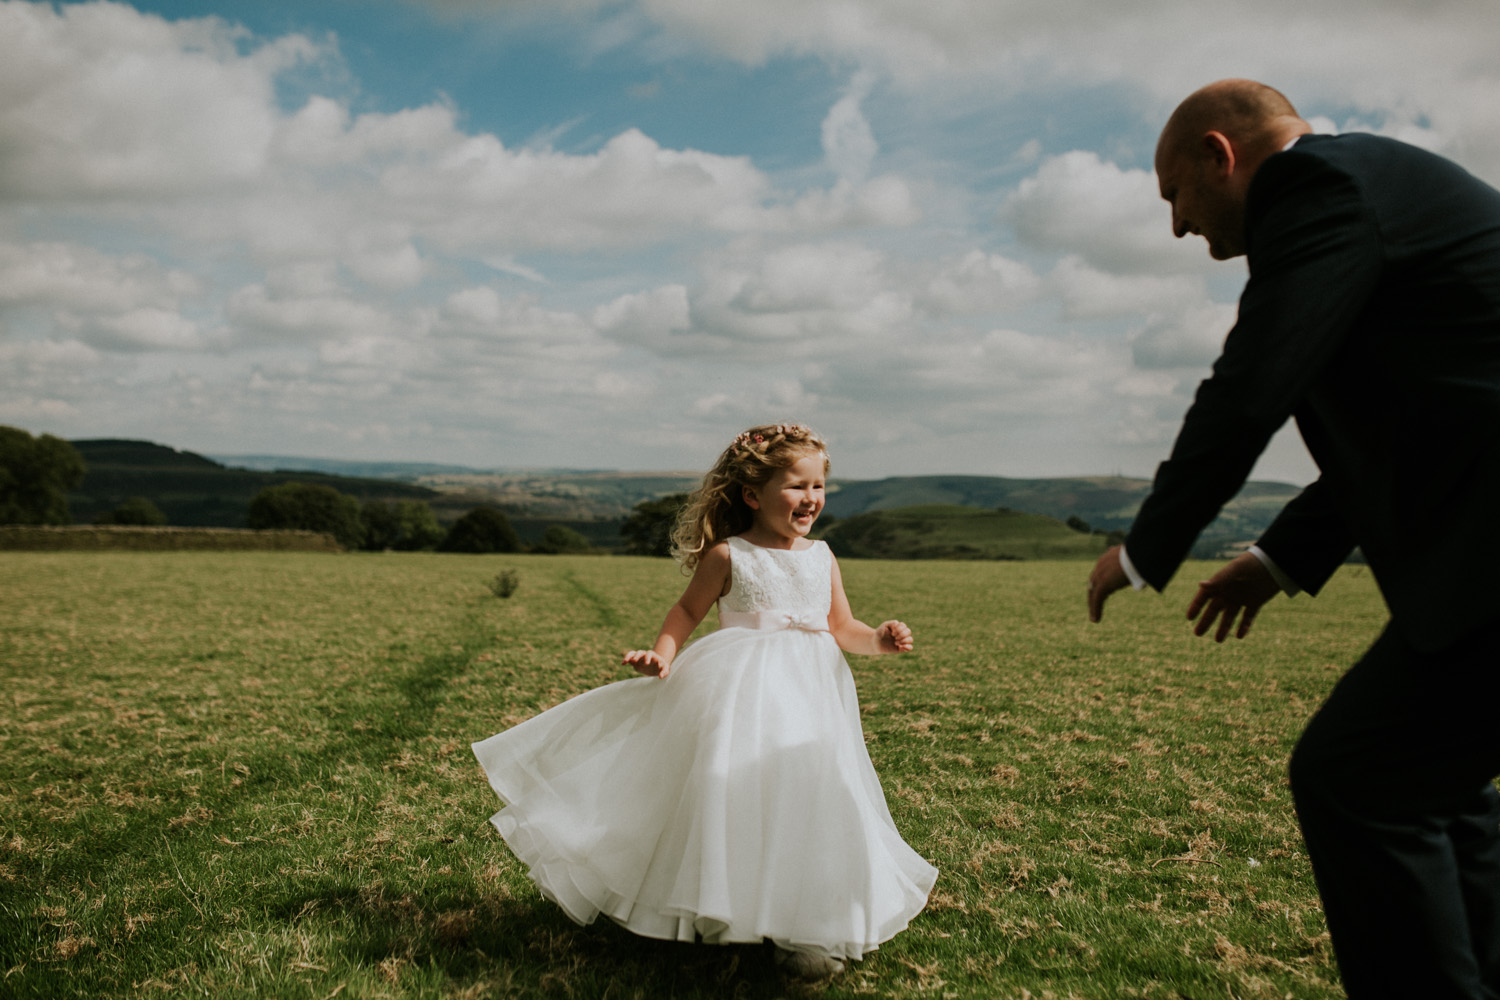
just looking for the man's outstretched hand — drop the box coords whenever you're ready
[1087,545,1131,623]
[1187,551,1282,642]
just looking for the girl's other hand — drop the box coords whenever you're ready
[623,649,671,679]
[875,621,914,654]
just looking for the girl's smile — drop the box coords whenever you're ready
[742,451,826,549]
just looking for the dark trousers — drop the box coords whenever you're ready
[1289,621,1500,999]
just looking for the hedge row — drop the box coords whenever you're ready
[0,525,342,552]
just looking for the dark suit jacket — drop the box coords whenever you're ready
[1125,133,1500,652]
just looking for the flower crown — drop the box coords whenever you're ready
[731,423,809,449]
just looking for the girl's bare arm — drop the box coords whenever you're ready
[827,555,913,656]
[622,542,731,678]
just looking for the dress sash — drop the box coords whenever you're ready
[718,608,830,633]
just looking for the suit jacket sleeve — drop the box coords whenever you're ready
[1255,475,1356,595]
[1125,146,1382,591]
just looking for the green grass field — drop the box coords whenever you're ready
[0,551,1390,998]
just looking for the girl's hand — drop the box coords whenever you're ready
[623,649,672,679]
[875,620,914,654]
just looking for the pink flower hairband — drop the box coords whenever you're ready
[732,424,808,448]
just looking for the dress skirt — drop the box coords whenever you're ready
[472,623,937,960]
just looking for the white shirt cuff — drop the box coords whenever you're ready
[1117,546,1147,590]
[1249,545,1301,596]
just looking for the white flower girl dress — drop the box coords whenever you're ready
[472,535,936,961]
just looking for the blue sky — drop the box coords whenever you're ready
[4,0,1499,481]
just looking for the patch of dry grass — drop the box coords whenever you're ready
[0,551,1387,997]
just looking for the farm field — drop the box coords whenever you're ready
[0,551,1391,998]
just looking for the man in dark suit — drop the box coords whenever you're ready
[1087,79,1500,999]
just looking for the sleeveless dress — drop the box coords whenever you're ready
[471,536,937,960]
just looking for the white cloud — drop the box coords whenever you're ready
[1004,151,1208,275]
[822,71,879,184]
[907,325,1115,404]
[263,261,343,300]
[346,239,425,292]
[689,241,913,348]
[0,2,916,265]
[1046,255,1208,322]
[8,0,1495,482]
[629,0,954,79]
[0,242,198,313]
[762,175,920,232]
[381,127,776,250]
[1130,300,1239,372]
[483,256,549,284]
[0,336,105,424]
[614,0,1500,187]
[593,285,692,344]
[919,250,1042,316]
[0,1,317,199]
[225,283,399,343]
[435,287,598,352]
[60,307,206,353]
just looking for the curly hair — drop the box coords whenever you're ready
[671,423,829,570]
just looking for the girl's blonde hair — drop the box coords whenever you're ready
[672,423,830,569]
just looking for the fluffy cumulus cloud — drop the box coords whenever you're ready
[822,71,879,184]
[0,2,306,198]
[2,0,1490,480]
[0,242,198,315]
[626,0,1500,150]
[1004,152,1210,276]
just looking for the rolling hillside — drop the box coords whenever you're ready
[68,440,444,528]
[823,474,1299,530]
[819,504,1111,561]
[214,453,704,522]
[69,441,1306,556]
[69,441,658,548]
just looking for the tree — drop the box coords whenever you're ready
[1066,515,1092,534]
[535,524,591,554]
[247,481,364,549]
[439,507,521,554]
[360,499,445,551]
[360,499,400,551]
[620,493,688,557]
[394,501,445,550]
[0,426,86,525]
[94,497,168,526]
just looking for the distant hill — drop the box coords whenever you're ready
[408,470,702,520]
[69,442,1306,556]
[68,439,442,528]
[216,453,705,521]
[210,454,485,480]
[823,474,1303,557]
[820,504,1110,561]
[825,474,1146,527]
[70,440,654,547]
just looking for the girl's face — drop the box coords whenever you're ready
[743,451,826,547]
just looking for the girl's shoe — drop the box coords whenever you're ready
[775,947,845,979]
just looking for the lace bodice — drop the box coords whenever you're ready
[719,536,833,617]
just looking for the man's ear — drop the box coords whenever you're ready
[742,484,760,510]
[1202,130,1236,177]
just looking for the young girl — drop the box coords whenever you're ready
[471,424,936,978]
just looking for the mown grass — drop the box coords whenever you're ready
[0,551,1389,998]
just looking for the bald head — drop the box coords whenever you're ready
[1157,79,1310,169]
[1153,80,1311,260]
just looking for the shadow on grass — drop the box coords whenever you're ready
[270,882,817,999]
